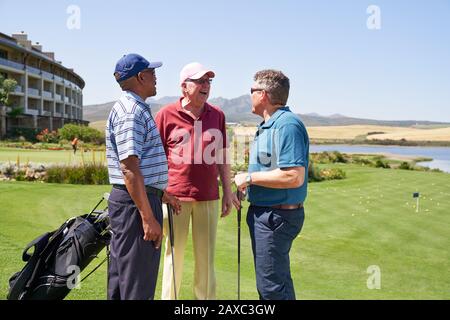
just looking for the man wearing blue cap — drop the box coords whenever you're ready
[106,53,180,300]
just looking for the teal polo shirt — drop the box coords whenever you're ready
[247,106,309,206]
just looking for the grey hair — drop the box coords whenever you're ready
[253,69,290,105]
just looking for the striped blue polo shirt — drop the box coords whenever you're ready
[106,91,168,190]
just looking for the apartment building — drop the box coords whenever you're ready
[0,32,86,138]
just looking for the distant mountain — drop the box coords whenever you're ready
[83,101,116,122]
[83,95,450,127]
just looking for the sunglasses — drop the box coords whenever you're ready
[185,78,213,85]
[250,88,264,94]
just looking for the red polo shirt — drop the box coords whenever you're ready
[155,98,227,201]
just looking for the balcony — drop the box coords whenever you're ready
[64,96,70,103]
[54,75,64,83]
[27,88,40,96]
[42,71,54,80]
[54,93,63,101]
[13,85,23,93]
[26,66,41,75]
[42,91,53,99]
[0,57,24,70]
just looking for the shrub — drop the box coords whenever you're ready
[36,128,60,143]
[319,168,346,180]
[59,124,104,144]
[45,163,109,185]
[310,151,349,164]
[308,161,324,182]
[333,151,348,163]
[375,159,390,169]
[7,127,40,142]
[351,156,374,166]
[399,162,412,170]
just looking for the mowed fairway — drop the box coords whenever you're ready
[1,165,449,300]
[0,147,106,165]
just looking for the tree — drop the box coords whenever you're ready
[0,74,18,107]
[1,75,19,138]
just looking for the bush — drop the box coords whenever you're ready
[399,162,412,170]
[375,159,390,169]
[310,151,349,164]
[45,163,109,185]
[333,151,348,163]
[7,127,40,142]
[36,128,60,143]
[319,168,346,180]
[59,124,104,144]
[308,161,324,182]
[351,156,374,166]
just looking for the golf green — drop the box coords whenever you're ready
[1,164,449,299]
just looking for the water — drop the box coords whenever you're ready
[310,145,450,173]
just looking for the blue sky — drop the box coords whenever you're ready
[1,0,449,121]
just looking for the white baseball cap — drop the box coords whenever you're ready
[179,62,215,85]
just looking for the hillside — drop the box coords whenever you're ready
[83,95,450,127]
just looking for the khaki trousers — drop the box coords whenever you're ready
[161,200,219,300]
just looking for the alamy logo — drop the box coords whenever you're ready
[66,265,81,290]
[366,265,381,289]
[367,5,381,30]
[66,5,81,30]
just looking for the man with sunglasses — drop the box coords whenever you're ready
[106,53,180,300]
[155,62,239,300]
[234,69,309,300]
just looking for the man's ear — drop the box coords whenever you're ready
[136,72,144,83]
[261,90,270,103]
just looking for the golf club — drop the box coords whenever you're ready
[167,204,177,300]
[237,190,243,300]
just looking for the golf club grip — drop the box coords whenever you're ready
[167,204,175,246]
[86,197,104,220]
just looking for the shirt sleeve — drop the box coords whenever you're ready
[113,112,146,161]
[275,124,308,168]
[154,109,169,156]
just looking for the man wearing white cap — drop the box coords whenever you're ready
[155,62,239,299]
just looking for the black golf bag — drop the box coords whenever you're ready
[7,196,111,300]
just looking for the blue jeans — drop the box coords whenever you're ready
[247,205,305,300]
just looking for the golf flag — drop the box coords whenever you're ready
[413,192,420,213]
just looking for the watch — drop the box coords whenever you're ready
[245,173,252,186]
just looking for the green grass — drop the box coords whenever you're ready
[1,165,450,300]
[0,147,106,165]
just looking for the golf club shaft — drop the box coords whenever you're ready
[85,197,104,220]
[167,204,177,300]
[237,190,242,300]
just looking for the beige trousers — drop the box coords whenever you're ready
[161,200,219,300]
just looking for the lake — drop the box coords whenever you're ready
[310,145,450,173]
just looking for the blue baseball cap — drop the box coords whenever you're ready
[114,53,162,82]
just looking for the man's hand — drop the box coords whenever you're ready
[163,191,182,215]
[120,156,162,249]
[142,215,162,248]
[221,192,241,217]
[234,172,249,194]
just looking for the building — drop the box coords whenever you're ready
[0,32,86,139]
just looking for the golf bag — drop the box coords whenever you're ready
[7,196,111,300]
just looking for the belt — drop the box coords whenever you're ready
[270,203,303,210]
[112,184,164,198]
